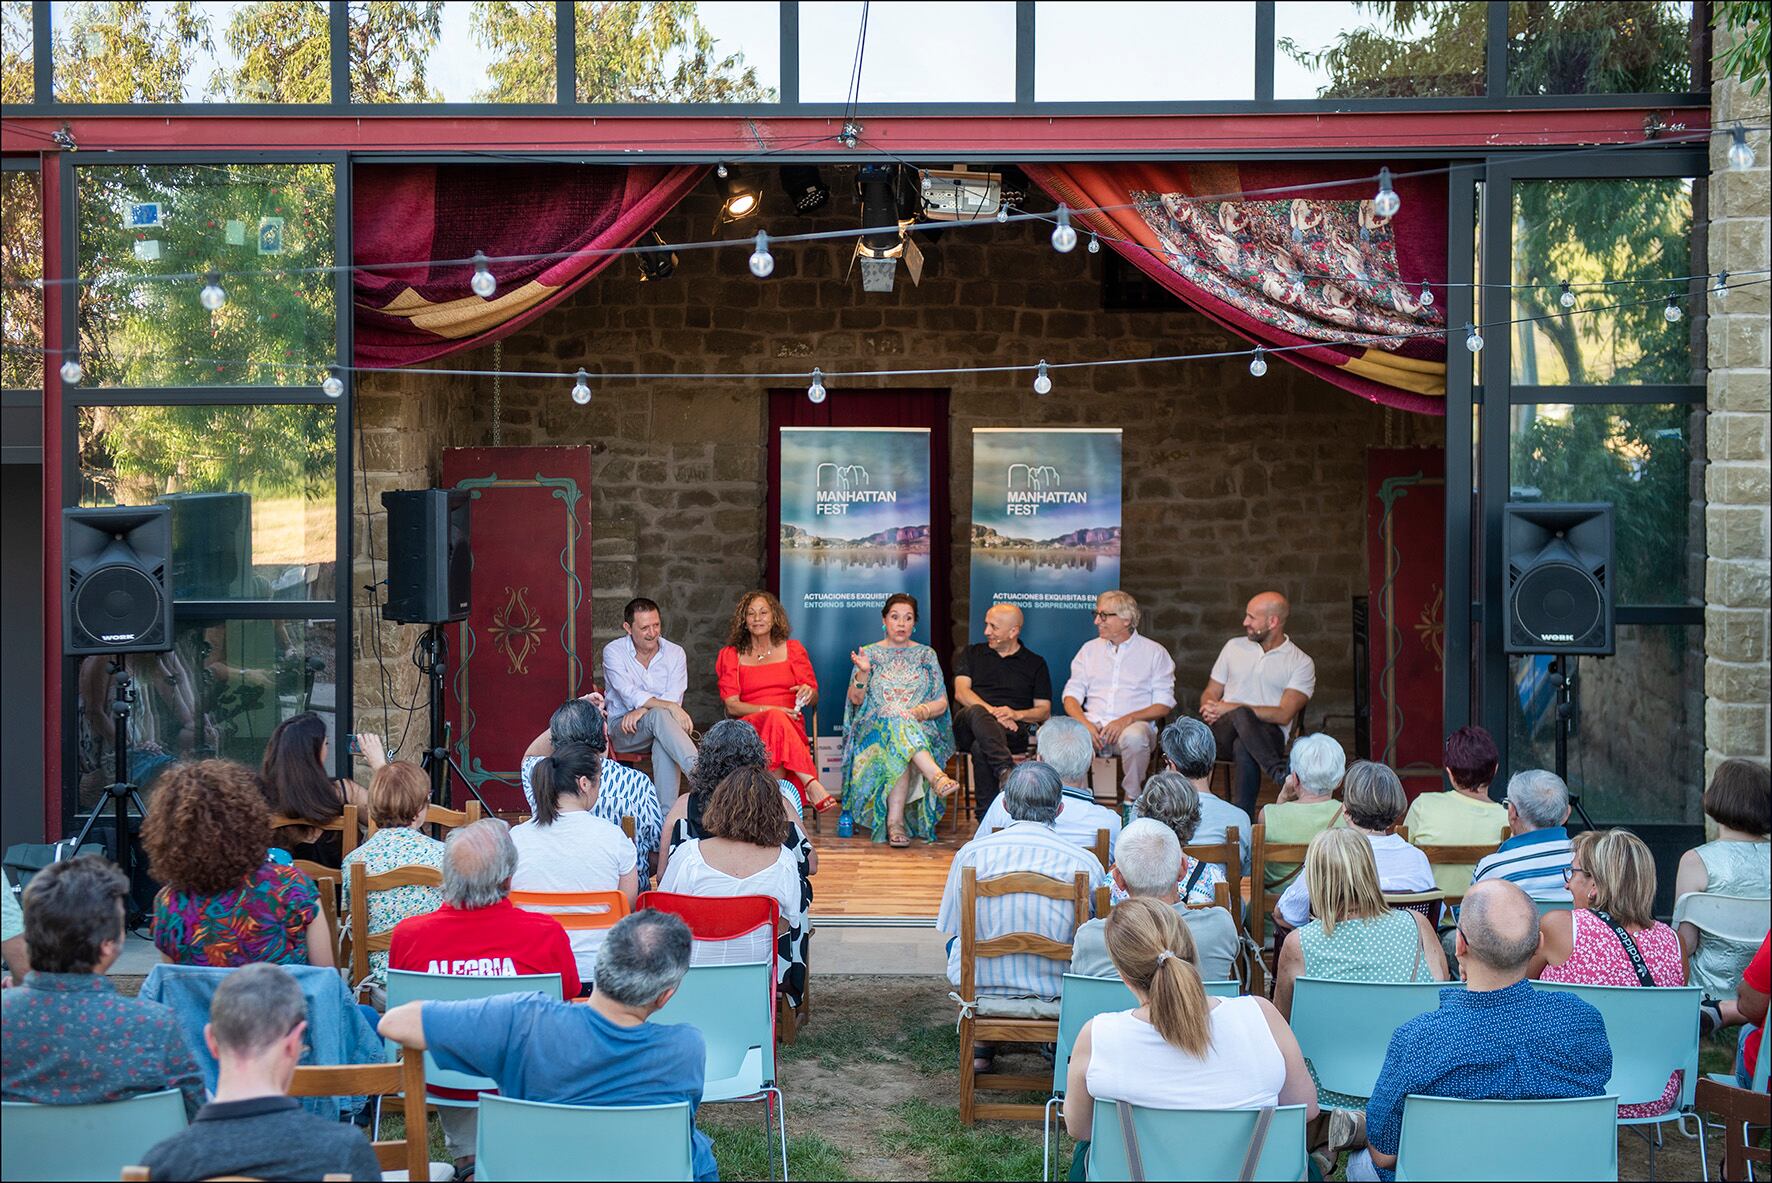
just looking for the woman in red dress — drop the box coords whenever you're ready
[716,591,838,814]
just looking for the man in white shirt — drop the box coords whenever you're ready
[1062,590,1176,801]
[601,598,697,807]
[975,717,1121,862]
[1200,591,1316,814]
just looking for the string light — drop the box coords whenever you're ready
[199,271,226,311]
[995,204,1010,224]
[1373,168,1401,218]
[1714,270,1730,302]
[807,368,827,404]
[715,162,730,179]
[1087,232,1101,255]
[1249,347,1268,378]
[1418,280,1434,307]
[1559,281,1576,309]
[1663,295,1683,323]
[838,122,860,150]
[1729,124,1756,172]
[1032,360,1052,395]
[470,252,497,299]
[321,365,344,398]
[59,353,82,385]
[1465,323,1484,353]
[570,368,591,405]
[748,231,775,278]
[1051,205,1077,253]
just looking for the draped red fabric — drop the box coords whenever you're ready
[352,163,706,368]
[1023,162,1450,415]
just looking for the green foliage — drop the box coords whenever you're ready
[1714,0,1771,93]
[219,1,331,103]
[573,1,772,102]
[348,1,445,103]
[1279,1,1486,98]
[1,0,31,104]
[50,1,210,103]
[82,403,335,502]
[1,169,41,389]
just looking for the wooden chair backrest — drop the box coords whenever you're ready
[509,889,631,931]
[286,1045,430,1181]
[291,859,342,962]
[270,804,359,858]
[621,815,636,841]
[1183,825,1242,911]
[1248,822,1312,946]
[1384,890,1446,930]
[958,866,1089,1002]
[365,801,482,840]
[1091,828,1111,871]
[347,861,445,986]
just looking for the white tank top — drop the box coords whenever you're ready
[1084,996,1286,1111]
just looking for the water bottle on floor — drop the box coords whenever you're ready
[837,808,854,838]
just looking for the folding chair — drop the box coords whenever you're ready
[1,1089,186,1182]
[1086,1099,1309,1181]
[956,865,1090,1124]
[347,861,444,998]
[1289,979,1459,1103]
[1248,823,1310,949]
[476,1095,694,1182]
[287,1045,435,1182]
[1393,1094,1619,1182]
[636,891,792,1043]
[366,801,483,840]
[1185,827,1259,993]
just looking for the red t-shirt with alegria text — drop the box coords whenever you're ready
[388,899,582,998]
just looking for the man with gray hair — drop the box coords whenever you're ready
[1468,768,1574,900]
[1159,717,1252,875]
[1069,819,1239,982]
[1062,590,1176,800]
[1340,880,1611,1181]
[524,694,665,888]
[975,717,1121,860]
[140,964,382,1182]
[381,910,718,1181]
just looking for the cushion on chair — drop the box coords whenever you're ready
[975,994,1062,1019]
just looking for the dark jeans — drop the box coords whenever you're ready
[1210,706,1289,815]
[954,703,1030,818]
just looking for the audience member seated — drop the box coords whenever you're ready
[339,760,444,1006]
[1468,768,1574,899]
[260,711,375,866]
[1159,717,1252,876]
[717,589,837,812]
[660,719,814,882]
[1,876,25,983]
[603,596,699,809]
[1402,725,1507,900]
[1734,933,1769,1088]
[1343,880,1612,1183]
[1062,590,1176,802]
[1533,828,1685,1117]
[523,696,664,891]
[953,603,1052,817]
[142,760,333,968]
[141,964,381,1183]
[1258,732,1347,893]
[976,717,1122,860]
[1062,898,1318,1178]
[1274,829,1448,1107]
[1200,592,1316,814]
[1,856,203,1116]
[381,910,718,1182]
[939,762,1106,1074]
[511,742,640,983]
[1676,758,1771,1030]
[1275,762,1433,934]
[1071,819,1239,983]
[1120,773,1227,905]
[659,766,810,1004]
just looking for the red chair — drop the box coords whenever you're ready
[636,891,787,1041]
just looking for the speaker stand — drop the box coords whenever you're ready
[66,660,152,927]
[1549,655,1595,831]
[414,624,495,819]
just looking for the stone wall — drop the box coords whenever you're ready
[351,176,1445,756]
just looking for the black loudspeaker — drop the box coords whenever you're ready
[1504,501,1615,655]
[382,489,471,624]
[162,491,252,599]
[63,505,173,655]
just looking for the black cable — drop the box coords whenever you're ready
[352,393,423,757]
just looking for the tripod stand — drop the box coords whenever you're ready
[413,624,494,817]
[1548,654,1596,831]
[67,659,152,924]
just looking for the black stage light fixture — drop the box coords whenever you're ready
[781,165,831,214]
[636,230,677,281]
[716,173,760,222]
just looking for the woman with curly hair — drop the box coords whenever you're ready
[714,590,837,814]
[142,759,332,968]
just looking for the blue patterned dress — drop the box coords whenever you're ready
[841,642,955,842]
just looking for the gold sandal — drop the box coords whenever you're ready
[888,825,912,848]
[933,774,961,800]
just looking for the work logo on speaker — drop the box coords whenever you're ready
[970,429,1122,695]
[779,428,932,737]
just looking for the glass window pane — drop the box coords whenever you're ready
[352,0,557,103]
[1,0,31,104]
[1274,1,1485,99]
[578,1,778,102]
[74,617,340,809]
[1510,178,1698,386]
[1508,403,1701,605]
[800,1,1014,103]
[77,162,336,387]
[2,168,42,390]
[52,1,329,103]
[1506,624,1704,825]
[1508,2,1694,96]
[78,404,338,601]
[1035,2,1255,101]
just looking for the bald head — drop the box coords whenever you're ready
[441,819,517,909]
[1457,879,1542,976]
[983,604,1024,652]
[1243,593,1290,645]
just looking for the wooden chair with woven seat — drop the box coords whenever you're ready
[1183,825,1259,994]
[1382,889,1446,930]
[291,860,345,965]
[957,865,1090,1125]
[1248,822,1312,950]
[348,861,445,997]
[365,801,482,841]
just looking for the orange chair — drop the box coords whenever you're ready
[507,889,630,931]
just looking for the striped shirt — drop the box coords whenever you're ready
[976,785,1122,862]
[522,755,664,892]
[1469,826,1574,900]
[938,820,1106,999]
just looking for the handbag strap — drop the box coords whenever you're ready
[1183,855,1210,898]
[1591,908,1656,988]
[1238,1105,1277,1182]
[1116,1100,1147,1183]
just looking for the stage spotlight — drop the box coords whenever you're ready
[852,164,923,292]
[781,165,831,214]
[717,173,760,221]
[636,230,677,282]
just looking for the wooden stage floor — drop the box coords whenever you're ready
[808,826,967,922]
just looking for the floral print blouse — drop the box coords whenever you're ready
[339,826,446,989]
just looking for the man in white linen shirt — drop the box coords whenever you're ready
[1200,591,1316,814]
[601,597,697,807]
[975,717,1121,862]
[1061,590,1176,802]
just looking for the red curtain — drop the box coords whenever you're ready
[1024,162,1449,414]
[353,163,706,368]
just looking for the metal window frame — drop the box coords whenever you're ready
[54,149,353,834]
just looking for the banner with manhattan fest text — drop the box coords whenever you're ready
[778,428,933,738]
[969,428,1123,698]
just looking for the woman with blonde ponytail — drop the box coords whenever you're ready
[1062,899,1317,1171]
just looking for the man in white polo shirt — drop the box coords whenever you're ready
[1062,589,1176,801]
[1200,591,1315,814]
[601,597,697,807]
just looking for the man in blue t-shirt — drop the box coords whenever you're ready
[380,909,715,1180]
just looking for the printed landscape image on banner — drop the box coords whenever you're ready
[970,428,1123,696]
[778,428,933,738]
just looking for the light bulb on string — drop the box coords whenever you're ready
[199,271,226,311]
[59,353,82,386]
[1465,323,1484,353]
[1728,124,1756,172]
[995,204,1010,224]
[1051,205,1078,253]
[570,368,591,405]
[1714,270,1730,302]
[1418,280,1434,307]
[470,252,496,298]
[1559,281,1576,309]
[748,231,774,278]
[1372,168,1401,218]
[321,366,344,399]
[1087,232,1101,254]
[1033,360,1052,395]
[715,162,730,179]
[807,368,827,404]
[1663,295,1683,323]
[1249,347,1268,378]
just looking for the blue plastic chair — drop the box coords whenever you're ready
[1533,894,1575,918]
[651,961,788,1180]
[1,1089,187,1182]
[1289,978,1459,1102]
[1085,1100,1309,1181]
[476,1094,694,1182]
[1394,1094,1620,1181]
[383,970,563,1107]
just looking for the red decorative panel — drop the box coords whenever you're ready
[1366,448,1446,800]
